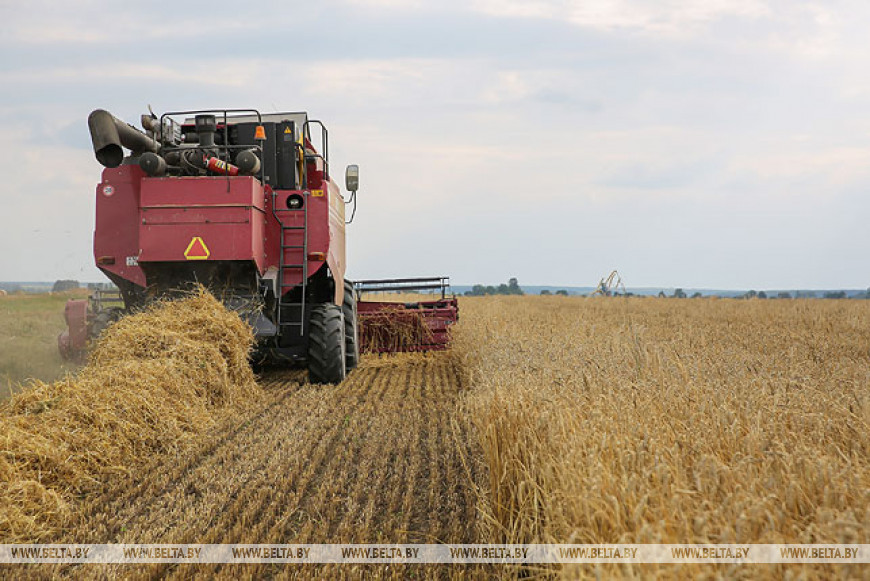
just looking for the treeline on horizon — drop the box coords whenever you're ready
[464,278,527,296]
[463,279,870,300]
[4,279,870,300]
[656,288,870,299]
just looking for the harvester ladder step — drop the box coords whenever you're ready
[270,191,310,345]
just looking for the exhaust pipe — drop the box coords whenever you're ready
[88,109,160,168]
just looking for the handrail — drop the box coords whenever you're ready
[302,120,329,180]
[354,277,452,298]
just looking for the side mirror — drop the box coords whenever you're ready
[345,164,359,192]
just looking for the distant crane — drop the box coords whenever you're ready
[591,270,627,297]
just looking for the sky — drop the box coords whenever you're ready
[1,0,869,289]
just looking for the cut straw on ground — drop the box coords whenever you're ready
[0,288,260,543]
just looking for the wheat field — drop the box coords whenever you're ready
[453,295,870,578]
[2,292,868,579]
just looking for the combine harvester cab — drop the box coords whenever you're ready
[355,277,459,353]
[59,106,458,382]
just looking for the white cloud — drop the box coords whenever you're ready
[344,0,426,7]
[0,124,102,281]
[732,146,870,190]
[470,0,772,35]
[0,1,246,45]
[3,64,252,87]
[2,1,870,287]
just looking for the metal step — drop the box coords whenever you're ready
[272,185,309,344]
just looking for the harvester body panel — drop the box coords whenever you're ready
[93,165,147,287]
[139,177,268,271]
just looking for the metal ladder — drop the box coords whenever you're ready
[273,190,309,342]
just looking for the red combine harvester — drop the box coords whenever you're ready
[58,107,458,383]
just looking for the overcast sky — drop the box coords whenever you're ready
[1,0,868,289]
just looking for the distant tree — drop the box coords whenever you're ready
[673,288,687,299]
[464,284,486,296]
[555,290,569,296]
[540,290,552,295]
[657,291,666,298]
[52,280,79,292]
[691,292,703,298]
[795,291,817,298]
[743,290,757,299]
[464,278,524,296]
[823,291,847,299]
[757,291,768,299]
[777,292,792,299]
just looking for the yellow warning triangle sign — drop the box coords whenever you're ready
[184,237,210,260]
[284,126,292,134]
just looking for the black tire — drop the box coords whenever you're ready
[342,280,360,373]
[307,303,346,384]
[89,307,124,341]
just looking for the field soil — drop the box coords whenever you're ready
[41,353,485,580]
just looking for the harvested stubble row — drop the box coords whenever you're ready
[31,352,485,581]
[453,296,870,579]
[0,288,259,543]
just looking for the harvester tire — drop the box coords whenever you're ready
[308,304,346,385]
[89,308,123,342]
[343,280,360,373]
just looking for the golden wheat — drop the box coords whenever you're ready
[5,290,866,580]
[454,295,870,578]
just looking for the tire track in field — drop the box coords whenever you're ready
[41,353,484,580]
